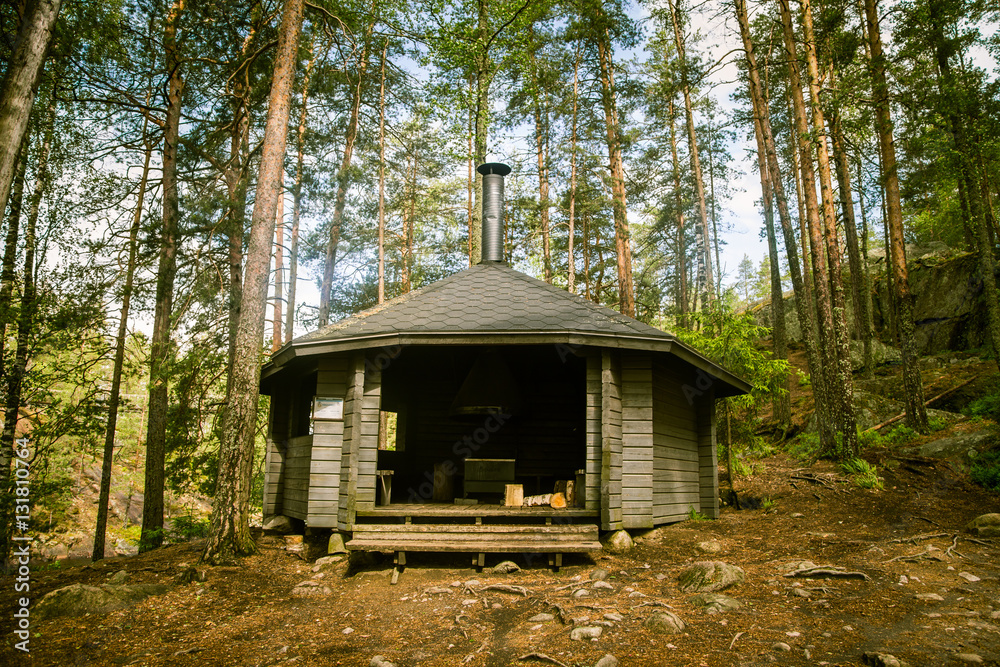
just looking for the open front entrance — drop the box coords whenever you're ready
[375,344,588,506]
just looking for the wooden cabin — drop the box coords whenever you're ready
[259,164,749,568]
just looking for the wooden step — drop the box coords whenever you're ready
[346,522,601,554]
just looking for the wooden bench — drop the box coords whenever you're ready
[346,522,601,575]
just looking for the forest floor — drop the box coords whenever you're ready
[3,354,1000,667]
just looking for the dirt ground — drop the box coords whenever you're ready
[2,442,998,667]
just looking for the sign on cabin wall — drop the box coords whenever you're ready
[313,397,344,420]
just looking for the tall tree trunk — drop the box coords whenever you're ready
[377,38,387,303]
[0,102,51,564]
[203,0,304,565]
[467,73,475,266]
[567,47,580,294]
[668,0,715,303]
[0,134,29,367]
[799,0,859,456]
[0,0,61,216]
[583,213,591,301]
[318,25,371,326]
[735,0,819,427]
[857,45,928,422]
[528,36,552,283]
[402,148,417,293]
[94,126,153,561]
[778,0,842,452]
[595,24,635,316]
[225,110,247,394]
[668,97,688,329]
[272,182,284,351]
[829,99,875,382]
[287,37,317,341]
[141,0,185,553]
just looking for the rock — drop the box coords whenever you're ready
[644,611,685,634]
[263,515,293,534]
[604,612,624,623]
[174,567,207,584]
[35,583,169,620]
[327,532,348,554]
[590,567,610,581]
[284,534,305,559]
[573,588,591,598]
[314,555,343,568]
[677,561,745,593]
[791,588,811,598]
[423,586,452,595]
[954,653,984,664]
[570,626,603,641]
[343,627,354,635]
[915,593,945,601]
[958,572,981,583]
[602,530,634,553]
[772,642,791,652]
[862,652,902,667]
[291,580,331,597]
[114,538,138,557]
[108,570,129,585]
[780,560,816,573]
[594,654,619,667]
[492,560,520,574]
[370,656,396,667]
[689,593,742,613]
[849,341,901,372]
[528,613,555,623]
[592,581,614,590]
[696,540,722,554]
[790,513,805,519]
[908,431,995,462]
[966,513,1000,538]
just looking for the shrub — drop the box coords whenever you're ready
[970,449,1000,492]
[841,458,884,490]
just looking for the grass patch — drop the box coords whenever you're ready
[841,458,884,490]
[687,506,708,521]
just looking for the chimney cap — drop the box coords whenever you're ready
[477,162,511,176]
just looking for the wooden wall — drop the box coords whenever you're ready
[282,436,313,520]
[621,352,653,529]
[306,356,349,527]
[697,389,719,519]
[600,350,623,531]
[585,353,602,512]
[651,358,702,524]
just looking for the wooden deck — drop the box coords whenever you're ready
[347,503,602,573]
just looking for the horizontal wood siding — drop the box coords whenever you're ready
[697,389,719,519]
[307,355,349,527]
[282,435,313,520]
[338,353,366,531]
[263,437,283,518]
[652,359,701,525]
[585,353,601,511]
[621,351,653,529]
[601,349,623,531]
[356,357,382,514]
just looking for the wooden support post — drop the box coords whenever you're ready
[547,553,562,572]
[474,552,485,571]
[391,550,406,585]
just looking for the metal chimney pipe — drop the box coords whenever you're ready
[477,162,511,263]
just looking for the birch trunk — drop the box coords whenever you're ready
[203,0,304,564]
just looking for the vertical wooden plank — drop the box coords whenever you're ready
[697,388,719,519]
[263,437,283,517]
[355,352,381,513]
[585,352,602,511]
[601,349,623,531]
[621,351,653,529]
[338,352,366,531]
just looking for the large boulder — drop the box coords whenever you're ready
[906,430,996,461]
[35,583,168,620]
[689,592,742,613]
[601,530,634,554]
[263,515,293,534]
[677,561,745,593]
[644,611,686,634]
[966,514,1000,538]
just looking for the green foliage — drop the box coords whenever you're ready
[789,432,820,461]
[169,514,211,541]
[970,449,1000,492]
[965,390,1000,421]
[761,497,776,512]
[687,506,708,521]
[858,424,919,449]
[840,458,884,490]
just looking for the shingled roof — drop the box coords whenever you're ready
[265,263,750,396]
